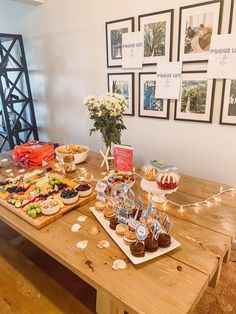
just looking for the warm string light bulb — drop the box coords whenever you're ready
[180,205,184,213]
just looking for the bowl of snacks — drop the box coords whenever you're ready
[60,188,79,205]
[55,144,89,164]
[75,182,92,197]
[107,172,135,191]
[41,199,60,215]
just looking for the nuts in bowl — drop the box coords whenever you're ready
[60,188,79,205]
[55,144,89,164]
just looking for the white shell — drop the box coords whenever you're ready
[76,240,88,249]
[8,173,14,177]
[112,259,127,271]
[18,169,25,173]
[77,215,88,222]
[5,169,12,173]
[42,160,48,167]
[97,240,110,249]
[71,224,81,232]
[88,226,100,235]
[0,158,8,162]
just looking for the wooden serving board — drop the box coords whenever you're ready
[0,192,96,229]
[90,206,181,265]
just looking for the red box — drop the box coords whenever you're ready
[114,145,133,172]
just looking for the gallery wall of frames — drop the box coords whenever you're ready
[105,0,236,125]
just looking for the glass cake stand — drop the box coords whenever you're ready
[140,178,178,203]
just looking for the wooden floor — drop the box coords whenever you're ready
[0,220,96,314]
[0,219,235,314]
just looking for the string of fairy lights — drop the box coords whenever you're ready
[162,185,236,213]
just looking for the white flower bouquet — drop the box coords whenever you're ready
[84,93,127,150]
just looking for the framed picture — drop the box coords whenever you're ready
[229,0,235,33]
[107,73,134,116]
[175,71,215,123]
[139,72,169,119]
[138,9,173,65]
[106,17,134,68]
[220,80,236,125]
[178,0,223,63]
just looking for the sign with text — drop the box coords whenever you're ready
[114,144,133,173]
[155,62,182,99]
[207,34,236,79]
[122,32,143,69]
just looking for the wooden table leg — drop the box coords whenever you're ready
[96,290,127,314]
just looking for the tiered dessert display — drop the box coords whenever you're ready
[141,161,180,203]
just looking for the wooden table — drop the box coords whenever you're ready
[0,151,235,314]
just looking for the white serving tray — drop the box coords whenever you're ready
[90,207,181,265]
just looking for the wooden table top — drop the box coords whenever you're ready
[0,151,234,314]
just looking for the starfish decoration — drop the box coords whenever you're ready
[100,147,114,171]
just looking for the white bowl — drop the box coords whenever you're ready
[107,172,135,191]
[41,205,60,216]
[60,193,79,205]
[76,185,92,197]
[55,145,89,164]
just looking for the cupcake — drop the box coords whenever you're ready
[95,201,106,212]
[145,233,158,252]
[157,171,180,190]
[123,229,136,245]
[130,241,145,257]
[158,233,171,248]
[115,224,128,237]
[103,207,115,220]
[109,216,118,230]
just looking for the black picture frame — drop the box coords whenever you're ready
[138,9,174,66]
[219,0,236,126]
[107,72,135,116]
[174,70,216,123]
[138,72,170,119]
[178,0,223,64]
[105,17,134,68]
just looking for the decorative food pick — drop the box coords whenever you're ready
[162,215,173,234]
[143,200,153,218]
[135,224,148,241]
[100,147,114,171]
[95,181,107,193]
[152,219,161,239]
[118,208,129,224]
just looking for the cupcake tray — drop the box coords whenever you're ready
[90,207,181,265]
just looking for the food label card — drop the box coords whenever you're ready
[135,224,148,241]
[162,215,173,234]
[95,181,107,193]
[114,145,133,173]
[118,208,129,224]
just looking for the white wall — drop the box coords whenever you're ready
[0,0,236,185]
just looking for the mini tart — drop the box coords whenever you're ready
[158,233,171,248]
[115,224,128,237]
[95,201,106,212]
[123,229,136,245]
[145,233,158,252]
[109,216,118,230]
[103,207,115,220]
[130,241,145,257]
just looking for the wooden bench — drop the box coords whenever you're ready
[0,238,92,314]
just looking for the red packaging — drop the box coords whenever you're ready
[114,145,133,172]
[12,141,55,167]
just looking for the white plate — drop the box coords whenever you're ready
[90,207,181,265]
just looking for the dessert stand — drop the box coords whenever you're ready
[140,178,178,203]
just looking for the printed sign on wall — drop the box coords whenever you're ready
[122,32,143,69]
[155,62,182,99]
[207,34,236,79]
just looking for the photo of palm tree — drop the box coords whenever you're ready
[111,27,128,60]
[144,80,163,111]
[144,21,166,57]
[181,80,207,114]
[228,80,236,116]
